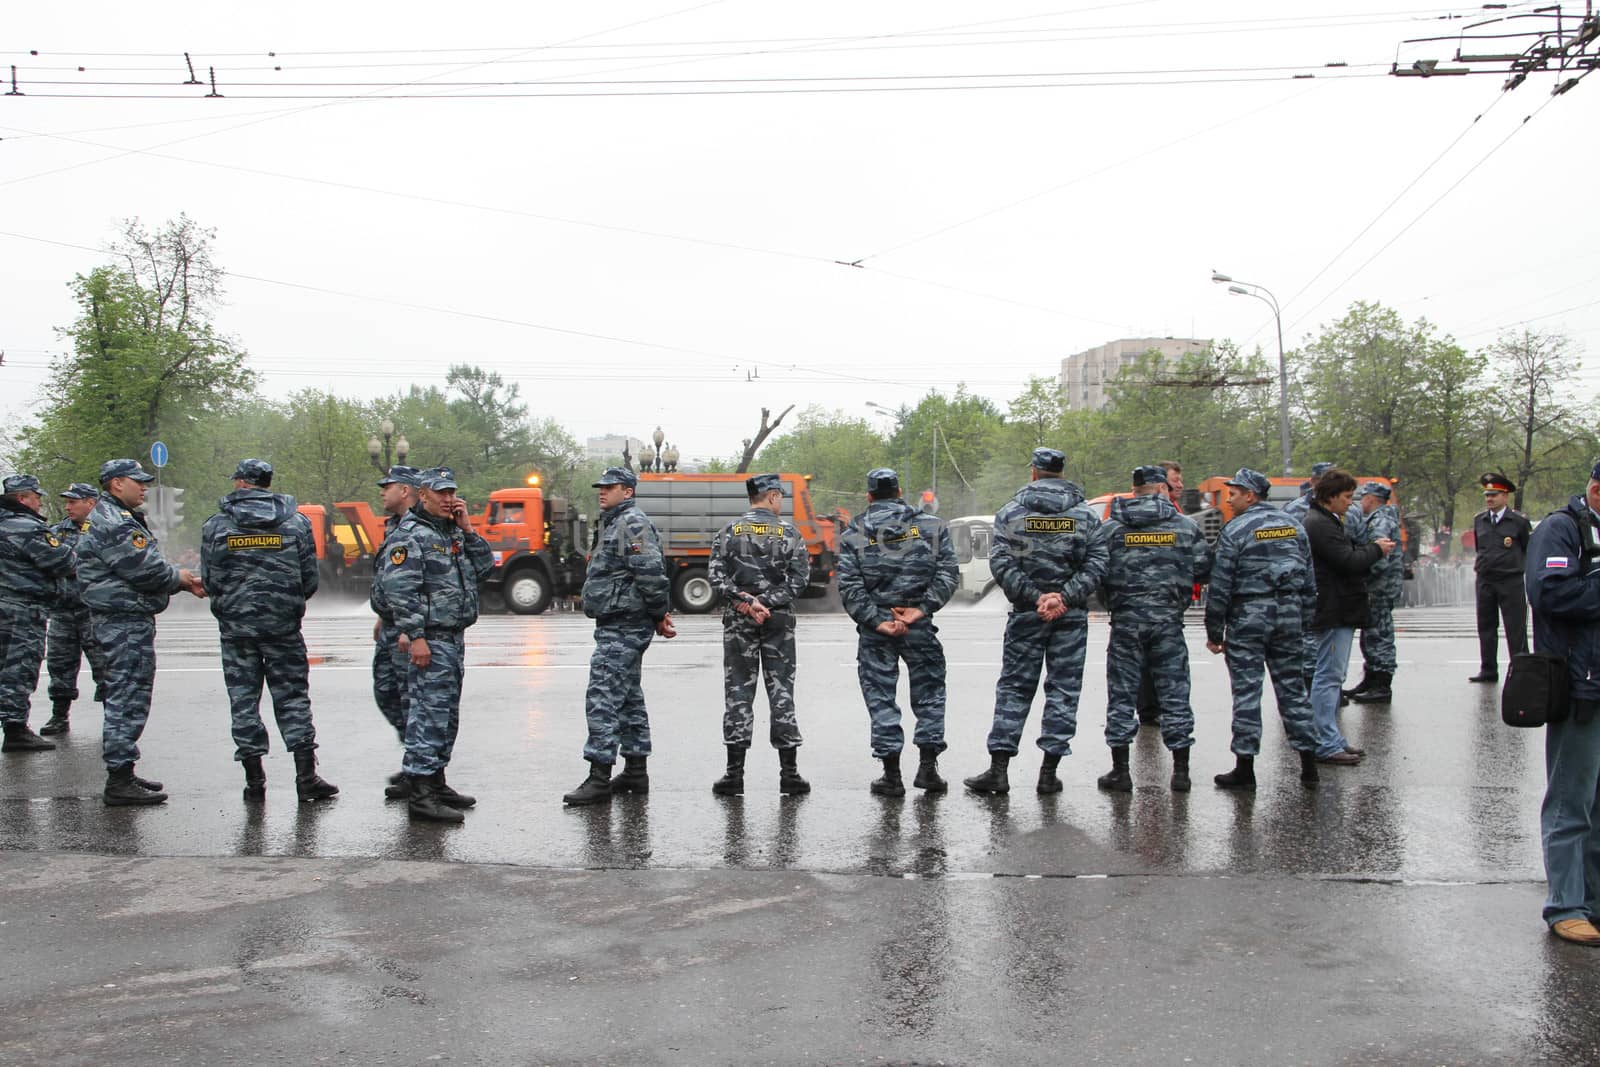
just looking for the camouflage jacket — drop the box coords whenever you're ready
[583,498,670,623]
[989,477,1106,612]
[0,497,76,611]
[1203,501,1317,644]
[1363,503,1404,600]
[51,516,93,610]
[369,512,404,621]
[708,505,810,614]
[1285,492,1364,539]
[200,488,319,638]
[379,505,494,637]
[1095,493,1212,619]
[76,495,184,617]
[836,499,958,631]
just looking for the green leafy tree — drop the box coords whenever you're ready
[889,386,1006,516]
[1295,301,1427,478]
[1487,328,1585,511]
[754,406,889,513]
[1407,340,1492,558]
[17,215,254,489]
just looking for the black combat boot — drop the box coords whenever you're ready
[385,774,412,800]
[104,764,166,806]
[1299,751,1320,788]
[1350,671,1392,704]
[563,761,613,806]
[2,721,56,752]
[1341,671,1374,700]
[132,770,163,791]
[242,755,266,801]
[407,773,464,823]
[713,745,746,796]
[1170,747,1191,792]
[293,749,339,802]
[39,700,70,736]
[1213,754,1256,791]
[612,755,649,795]
[778,746,810,795]
[435,771,476,809]
[963,753,1010,795]
[913,746,947,793]
[1097,745,1133,793]
[1037,752,1064,794]
[870,754,905,797]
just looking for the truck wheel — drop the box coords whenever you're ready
[672,567,718,614]
[505,568,553,615]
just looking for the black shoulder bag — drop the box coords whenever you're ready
[1502,510,1598,727]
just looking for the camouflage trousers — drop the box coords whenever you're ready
[987,610,1086,757]
[722,609,801,750]
[402,630,466,777]
[857,620,947,758]
[0,603,48,725]
[220,632,315,761]
[93,613,158,769]
[1358,593,1399,674]
[1222,599,1316,756]
[584,619,655,764]
[47,605,108,705]
[1105,613,1194,750]
[373,620,408,741]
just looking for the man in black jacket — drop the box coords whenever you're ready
[1527,462,1600,944]
[1303,470,1394,765]
[1471,472,1533,682]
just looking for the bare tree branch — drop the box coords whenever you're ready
[735,405,794,473]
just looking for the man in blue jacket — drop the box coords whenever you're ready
[0,474,77,752]
[200,459,337,803]
[76,459,206,805]
[564,466,675,806]
[963,448,1105,796]
[837,468,959,797]
[1527,461,1600,945]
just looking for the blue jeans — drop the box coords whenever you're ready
[1542,709,1600,925]
[1310,627,1355,758]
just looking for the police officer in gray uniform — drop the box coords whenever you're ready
[565,466,676,806]
[370,465,422,782]
[964,448,1105,796]
[837,468,959,797]
[76,459,207,805]
[1095,465,1212,791]
[41,483,109,736]
[379,467,495,822]
[1344,482,1404,703]
[708,472,811,796]
[200,459,337,802]
[0,474,75,752]
[1204,469,1321,790]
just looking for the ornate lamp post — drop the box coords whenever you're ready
[663,443,680,473]
[640,426,671,473]
[367,418,409,473]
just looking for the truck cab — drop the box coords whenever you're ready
[468,486,587,615]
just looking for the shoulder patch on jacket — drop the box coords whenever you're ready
[390,545,408,565]
[1546,556,1570,569]
[130,532,148,550]
[44,533,60,548]
[1025,516,1077,534]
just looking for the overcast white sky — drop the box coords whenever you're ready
[3,1,1597,463]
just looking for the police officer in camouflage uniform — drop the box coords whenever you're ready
[1203,468,1321,790]
[1344,482,1404,704]
[1094,465,1212,792]
[0,474,75,753]
[379,466,495,822]
[76,459,207,805]
[200,459,338,803]
[370,465,421,784]
[837,468,959,797]
[564,466,676,806]
[41,483,109,736]
[707,472,811,797]
[964,448,1105,796]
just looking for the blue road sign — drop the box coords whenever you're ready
[150,441,169,468]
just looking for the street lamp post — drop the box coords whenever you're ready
[639,426,672,474]
[366,418,410,473]
[865,402,909,483]
[1212,271,1292,477]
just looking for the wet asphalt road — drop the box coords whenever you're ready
[1,599,1594,1064]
